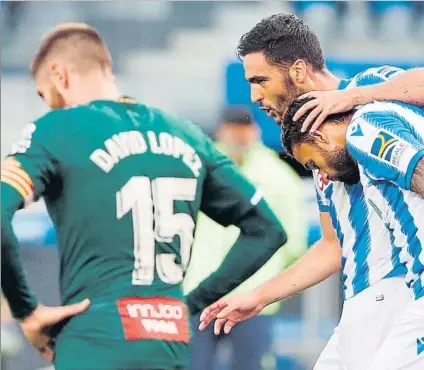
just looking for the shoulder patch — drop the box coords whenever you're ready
[370,131,401,163]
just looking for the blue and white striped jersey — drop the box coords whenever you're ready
[313,65,407,300]
[346,101,424,300]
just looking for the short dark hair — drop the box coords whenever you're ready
[237,13,325,71]
[220,105,254,125]
[281,98,315,156]
[281,98,350,156]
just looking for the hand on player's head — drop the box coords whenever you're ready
[294,90,358,133]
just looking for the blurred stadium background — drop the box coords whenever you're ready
[1,1,423,370]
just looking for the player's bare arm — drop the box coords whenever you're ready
[296,67,424,132]
[411,157,424,198]
[198,212,341,334]
[254,212,341,306]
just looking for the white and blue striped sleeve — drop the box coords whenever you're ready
[346,106,424,190]
[353,65,405,87]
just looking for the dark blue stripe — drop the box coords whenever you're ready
[327,186,344,245]
[346,183,371,295]
[376,183,424,298]
[362,110,424,146]
[385,70,400,79]
[384,229,407,279]
[326,185,348,298]
[390,101,424,122]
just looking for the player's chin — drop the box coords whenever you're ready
[273,115,283,125]
[332,170,360,185]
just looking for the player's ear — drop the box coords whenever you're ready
[311,130,329,145]
[49,62,69,90]
[289,59,307,85]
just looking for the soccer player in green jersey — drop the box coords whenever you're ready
[1,23,287,370]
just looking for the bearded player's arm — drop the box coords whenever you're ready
[346,108,424,199]
[253,210,341,307]
[186,140,288,315]
[198,210,341,331]
[197,169,341,330]
[350,67,424,108]
[298,66,424,131]
[247,173,341,308]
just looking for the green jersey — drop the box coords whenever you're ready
[1,99,286,370]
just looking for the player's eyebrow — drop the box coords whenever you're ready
[247,76,269,84]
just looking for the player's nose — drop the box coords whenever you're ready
[250,86,263,104]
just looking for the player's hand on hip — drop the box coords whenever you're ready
[19,299,90,361]
[294,90,358,133]
[198,292,264,335]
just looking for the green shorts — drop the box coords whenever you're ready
[53,334,189,370]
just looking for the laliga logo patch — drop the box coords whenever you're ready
[370,131,399,163]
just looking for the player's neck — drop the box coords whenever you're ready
[310,69,341,91]
[71,71,121,106]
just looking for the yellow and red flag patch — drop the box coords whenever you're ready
[1,157,35,202]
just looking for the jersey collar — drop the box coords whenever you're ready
[337,78,351,90]
[118,96,137,104]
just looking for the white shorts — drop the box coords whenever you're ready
[366,296,424,370]
[314,277,412,370]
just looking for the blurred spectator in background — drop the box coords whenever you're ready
[184,106,308,370]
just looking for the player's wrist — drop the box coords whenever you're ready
[16,302,40,323]
[253,285,275,308]
[351,87,372,106]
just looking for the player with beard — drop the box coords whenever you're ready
[279,98,424,370]
[198,14,424,370]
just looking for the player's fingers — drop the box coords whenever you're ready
[223,320,236,335]
[198,320,209,331]
[301,105,322,133]
[39,346,54,362]
[216,303,238,319]
[198,308,221,331]
[295,91,317,101]
[214,318,227,336]
[46,299,91,324]
[200,302,222,322]
[310,110,330,133]
[294,100,319,123]
[199,307,210,322]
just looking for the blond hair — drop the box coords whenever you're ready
[30,22,112,76]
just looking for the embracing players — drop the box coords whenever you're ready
[199,14,424,370]
[1,23,288,370]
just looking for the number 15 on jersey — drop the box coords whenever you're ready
[117,177,197,286]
